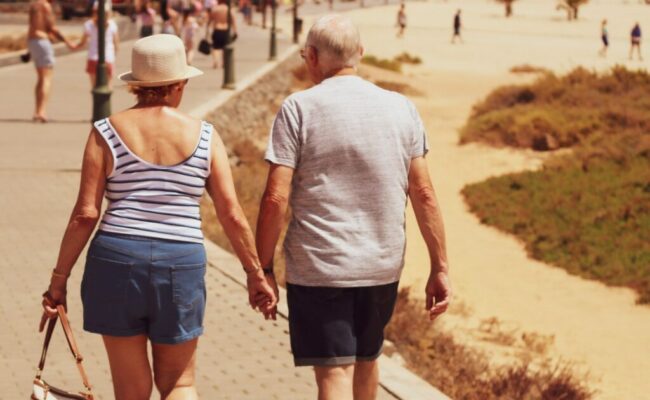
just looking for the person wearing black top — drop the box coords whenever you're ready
[452,9,462,44]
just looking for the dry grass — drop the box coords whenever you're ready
[0,33,27,53]
[510,64,550,74]
[386,288,594,400]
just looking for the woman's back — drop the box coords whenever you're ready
[95,108,212,243]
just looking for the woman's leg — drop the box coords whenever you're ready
[103,335,153,400]
[152,338,199,400]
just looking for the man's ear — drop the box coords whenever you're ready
[359,45,365,58]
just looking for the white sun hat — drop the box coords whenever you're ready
[119,34,203,87]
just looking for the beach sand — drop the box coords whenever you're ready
[294,0,650,398]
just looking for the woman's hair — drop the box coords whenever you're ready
[128,82,181,104]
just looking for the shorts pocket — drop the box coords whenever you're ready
[171,264,206,310]
[82,256,133,307]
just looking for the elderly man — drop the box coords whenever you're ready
[256,15,451,400]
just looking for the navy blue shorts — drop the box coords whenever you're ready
[81,231,207,344]
[287,281,399,367]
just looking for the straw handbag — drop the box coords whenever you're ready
[31,305,94,400]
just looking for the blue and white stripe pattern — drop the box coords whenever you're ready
[94,118,213,244]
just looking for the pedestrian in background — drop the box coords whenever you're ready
[27,0,74,122]
[40,34,277,400]
[257,15,451,400]
[138,0,156,37]
[630,22,643,60]
[452,8,462,44]
[396,3,407,38]
[207,0,237,69]
[181,9,199,64]
[599,19,608,57]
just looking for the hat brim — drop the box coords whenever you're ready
[118,66,203,87]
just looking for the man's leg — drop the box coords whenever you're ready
[34,66,52,120]
[353,360,379,400]
[315,364,355,400]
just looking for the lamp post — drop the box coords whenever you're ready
[269,0,277,60]
[92,0,112,121]
[222,0,236,89]
[292,0,299,44]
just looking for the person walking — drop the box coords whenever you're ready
[39,34,277,400]
[630,22,643,60]
[73,3,120,89]
[599,19,609,57]
[256,15,451,400]
[181,9,199,64]
[452,8,462,44]
[207,0,237,69]
[27,0,73,122]
[138,0,156,37]
[396,3,407,38]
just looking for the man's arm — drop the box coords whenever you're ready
[255,164,294,319]
[408,156,451,320]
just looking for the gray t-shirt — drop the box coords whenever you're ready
[265,75,428,287]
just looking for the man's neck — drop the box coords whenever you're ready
[322,67,357,82]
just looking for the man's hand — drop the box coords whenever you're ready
[246,270,278,320]
[255,273,280,321]
[425,271,451,320]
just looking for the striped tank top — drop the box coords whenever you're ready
[93,118,213,244]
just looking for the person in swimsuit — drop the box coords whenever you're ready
[208,0,237,69]
[396,3,406,38]
[138,0,156,37]
[27,0,73,122]
[630,22,643,61]
[40,34,277,399]
[599,19,609,57]
[452,8,462,44]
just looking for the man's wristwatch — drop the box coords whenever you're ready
[262,267,274,275]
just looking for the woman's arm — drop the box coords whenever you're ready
[41,129,109,329]
[205,129,277,314]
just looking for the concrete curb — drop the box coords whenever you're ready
[203,241,450,400]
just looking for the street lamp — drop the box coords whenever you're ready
[269,0,277,60]
[92,0,112,121]
[222,0,236,89]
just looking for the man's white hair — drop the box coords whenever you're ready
[306,14,362,74]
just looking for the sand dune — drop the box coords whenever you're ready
[336,1,650,398]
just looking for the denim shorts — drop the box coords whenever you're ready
[81,231,207,344]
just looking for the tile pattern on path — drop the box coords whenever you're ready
[0,12,399,400]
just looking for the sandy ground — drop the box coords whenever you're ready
[324,0,649,399]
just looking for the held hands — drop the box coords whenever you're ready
[425,271,451,321]
[246,269,278,321]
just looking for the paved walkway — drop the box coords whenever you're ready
[0,8,405,400]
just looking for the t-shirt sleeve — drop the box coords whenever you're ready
[407,99,429,158]
[265,99,301,168]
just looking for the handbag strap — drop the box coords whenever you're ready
[35,306,93,393]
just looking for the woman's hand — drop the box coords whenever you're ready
[246,270,278,320]
[39,278,67,332]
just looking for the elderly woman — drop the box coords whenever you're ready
[40,34,277,399]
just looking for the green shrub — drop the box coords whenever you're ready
[361,55,402,73]
[462,137,650,303]
[460,67,650,150]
